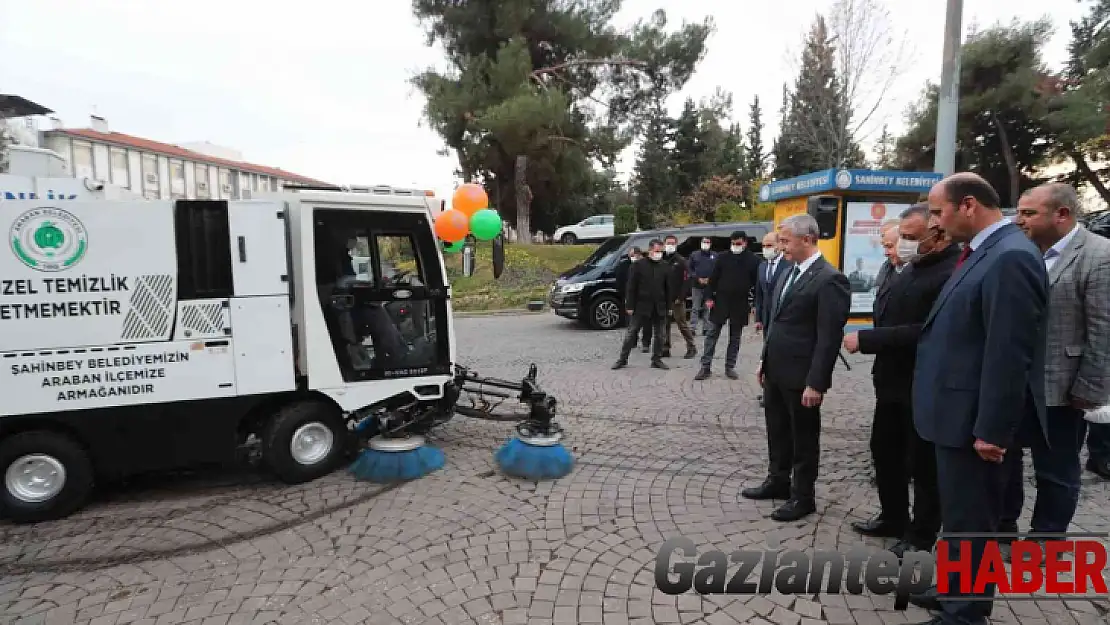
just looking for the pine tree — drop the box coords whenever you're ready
[671,98,705,197]
[745,95,766,181]
[631,101,676,229]
[874,124,896,169]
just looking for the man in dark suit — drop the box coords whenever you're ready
[662,234,698,359]
[612,239,672,371]
[908,172,1048,625]
[743,215,851,522]
[754,230,793,406]
[844,204,960,559]
[695,231,761,380]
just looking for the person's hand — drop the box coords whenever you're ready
[705,300,714,309]
[973,438,1006,463]
[754,321,763,333]
[626,309,633,316]
[698,277,708,285]
[1070,396,1098,411]
[801,387,824,407]
[843,332,859,354]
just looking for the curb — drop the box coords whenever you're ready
[454,308,547,318]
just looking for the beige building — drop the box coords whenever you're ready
[28,112,328,200]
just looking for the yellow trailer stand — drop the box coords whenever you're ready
[761,168,944,328]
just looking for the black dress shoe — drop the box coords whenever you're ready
[888,540,923,559]
[1087,458,1110,480]
[851,517,906,538]
[684,346,697,359]
[725,368,739,379]
[908,587,941,611]
[907,617,944,625]
[611,360,627,370]
[741,479,791,500]
[771,498,816,522]
[661,349,671,358]
[694,368,710,381]
[641,345,650,353]
[651,360,670,370]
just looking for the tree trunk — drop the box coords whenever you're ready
[514,155,531,243]
[1069,150,1110,207]
[990,111,1020,206]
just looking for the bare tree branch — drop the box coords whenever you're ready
[531,58,649,79]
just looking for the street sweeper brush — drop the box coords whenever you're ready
[453,364,575,481]
[348,401,447,483]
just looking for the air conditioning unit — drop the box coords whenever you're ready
[197,182,208,191]
[221,184,232,193]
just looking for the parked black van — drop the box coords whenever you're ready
[549,221,774,330]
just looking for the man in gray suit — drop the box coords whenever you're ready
[1002,183,1110,535]
[744,214,851,522]
[908,172,1049,625]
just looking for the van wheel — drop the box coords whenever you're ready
[561,233,577,244]
[262,400,348,484]
[588,295,622,330]
[0,431,93,524]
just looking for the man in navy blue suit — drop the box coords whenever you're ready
[908,172,1049,625]
[753,231,793,407]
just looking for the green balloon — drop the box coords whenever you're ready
[469,209,502,241]
[442,239,465,253]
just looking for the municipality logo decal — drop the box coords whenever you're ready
[10,207,88,272]
[759,185,770,201]
[834,170,853,189]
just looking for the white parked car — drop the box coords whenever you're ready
[553,214,615,244]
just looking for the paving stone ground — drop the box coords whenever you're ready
[0,313,1107,625]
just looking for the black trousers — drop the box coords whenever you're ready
[619,311,666,361]
[870,395,941,549]
[764,379,821,502]
[934,444,1017,624]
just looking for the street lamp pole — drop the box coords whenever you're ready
[934,0,964,176]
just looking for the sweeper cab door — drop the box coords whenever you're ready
[311,209,452,386]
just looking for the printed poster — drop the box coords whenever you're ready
[842,201,910,315]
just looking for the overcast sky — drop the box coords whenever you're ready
[0,0,1087,204]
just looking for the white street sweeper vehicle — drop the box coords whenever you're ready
[0,172,563,523]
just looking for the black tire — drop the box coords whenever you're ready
[261,400,349,484]
[0,431,94,524]
[561,233,577,244]
[588,295,622,330]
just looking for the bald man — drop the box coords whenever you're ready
[908,172,1048,625]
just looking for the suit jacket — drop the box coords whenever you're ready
[664,252,690,302]
[755,255,793,329]
[873,260,895,294]
[625,257,671,316]
[913,221,1049,450]
[857,245,961,400]
[760,254,851,392]
[705,249,761,325]
[1043,226,1110,407]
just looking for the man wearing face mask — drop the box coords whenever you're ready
[695,231,761,380]
[661,234,698,359]
[843,203,960,558]
[618,247,653,353]
[754,231,793,406]
[688,237,717,336]
[613,239,672,370]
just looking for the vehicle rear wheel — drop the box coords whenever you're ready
[561,232,577,244]
[261,400,349,484]
[588,295,622,330]
[0,431,93,523]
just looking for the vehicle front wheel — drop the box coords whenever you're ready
[560,233,577,244]
[261,400,349,484]
[588,295,623,330]
[0,431,94,523]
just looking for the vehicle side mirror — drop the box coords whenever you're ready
[492,234,505,279]
[462,242,476,277]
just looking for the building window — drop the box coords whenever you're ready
[239,171,252,199]
[142,153,159,199]
[73,141,94,179]
[195,163,210,198]
[170,160,186,199]
[219,168,232,198]
[110,148,129,187]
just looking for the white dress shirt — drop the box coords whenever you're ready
[1043,223,1080,273]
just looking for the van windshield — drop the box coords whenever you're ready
[583,235,628,267]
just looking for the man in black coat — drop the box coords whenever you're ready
[662,234,698,359]
[754,230,793,405]
[843,203,960,557]
[612,239,671,370]
[695,231,761,380]
[745,215,851,522]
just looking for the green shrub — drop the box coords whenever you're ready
[615,204,637,234]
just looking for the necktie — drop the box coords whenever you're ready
[955,245,972,268]
[766,261,774,283]
[779,265,801,303]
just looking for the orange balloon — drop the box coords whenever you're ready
[452,183,488,217]
[434,209,469,242]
